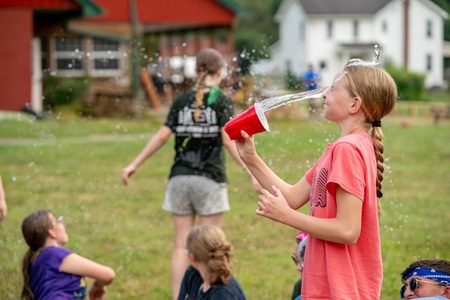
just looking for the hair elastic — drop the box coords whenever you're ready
[376,189,383,198]
[372,120,382,127]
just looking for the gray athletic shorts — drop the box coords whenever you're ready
[163,175,229,216]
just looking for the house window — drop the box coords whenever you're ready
[426,54,432,71]
[353,20,359,38]
[54,37,84,71]
[327,21,333,38]
[426,19,433,38]
[52,37,123,77]
[91,38,121,72]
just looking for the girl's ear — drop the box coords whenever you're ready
[47,228,56,239]
[349,96,362,114]
[443,285,450,297]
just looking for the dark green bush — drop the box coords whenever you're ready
[385,65,426,101]
[285,69,301,90]
[43,76,91,108]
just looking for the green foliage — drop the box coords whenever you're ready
[0,105,449,299]
[386,65,426,101]
[430,0,450,41]
[43,76,91,109]
[233,0,280,74]
[284,69,301,90]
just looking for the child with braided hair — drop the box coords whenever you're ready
[178,224,247,300]
[122,48,259,300]
[235,62,397,299]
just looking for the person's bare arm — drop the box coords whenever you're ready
[0,176,7,221]
[60,253,115,300]
[122,126,172,185]
[234,130,311,209]
[60,253,115,284]
[222,129,263,192]
[257,185,362,244]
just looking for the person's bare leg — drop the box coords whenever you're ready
[199,213,223,227]
[171,214,195,300]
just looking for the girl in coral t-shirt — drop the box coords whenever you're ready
[235,62,397,300]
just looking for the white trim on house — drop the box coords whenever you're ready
[262,0,448,89]
[49,36,127,78]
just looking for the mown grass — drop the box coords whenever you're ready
[0,101,449,299]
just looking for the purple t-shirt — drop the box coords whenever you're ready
[31,246,87,299]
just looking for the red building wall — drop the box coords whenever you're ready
[0,8,33,111]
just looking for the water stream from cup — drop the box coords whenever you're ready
[257,43,381,113]
[224,43,382,140]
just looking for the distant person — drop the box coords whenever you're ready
[178,224,247,300]
[21,209,115,300]
[301,64,320,91]
[301,64,322,118]
[0,175,7,221]
[235,62,398,299]
[400,259,450,299]
[122,48,260,300]
[291,231,307,300]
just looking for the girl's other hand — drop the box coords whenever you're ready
[256,185,292,223]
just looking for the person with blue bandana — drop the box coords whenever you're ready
[400,259,450,299]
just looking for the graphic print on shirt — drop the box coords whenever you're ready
[310,167,328,215]
[176,105,220,138]
[73,277,87,298]
[175,104,221,169]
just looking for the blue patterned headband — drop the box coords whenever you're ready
[406,267,450,285]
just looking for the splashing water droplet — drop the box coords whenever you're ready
[254,43,381,116]
[372,43,380,64]
[346,43,381,67]
[257,87,327,112]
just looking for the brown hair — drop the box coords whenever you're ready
[401,259,450,281]
[186,224,233,285]
[193,48,225,121]
[21,210,54,300]
[344,65,397,215]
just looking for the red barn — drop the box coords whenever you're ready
[0,0,242,113]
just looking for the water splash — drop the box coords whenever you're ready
[257,43,381,113]
[346,43,381,67]
[258,87,327,112]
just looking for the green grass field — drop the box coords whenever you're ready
[0,101,449,299]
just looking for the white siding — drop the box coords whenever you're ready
[267,0,447,88]
[409,0,445,87]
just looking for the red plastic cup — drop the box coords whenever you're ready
[224,102,270,140]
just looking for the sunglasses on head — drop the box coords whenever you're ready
[400,277,445,298]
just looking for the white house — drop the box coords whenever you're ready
[262,0,448,89]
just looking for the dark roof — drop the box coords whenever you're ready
[299,0,393,14]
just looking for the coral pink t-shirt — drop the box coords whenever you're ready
[303,131,382,300]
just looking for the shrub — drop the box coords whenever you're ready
[385,65,426,101]
[43,76,91,109]
[285,69,301,90]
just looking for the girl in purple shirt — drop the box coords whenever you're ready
[21,210,115,300]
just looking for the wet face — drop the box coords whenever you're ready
[322,74,354,122]
[402,276,447,299]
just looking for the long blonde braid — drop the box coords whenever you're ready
[193,48,225,122]
[344,65,397,216]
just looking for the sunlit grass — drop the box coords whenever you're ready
[0,102,449,299]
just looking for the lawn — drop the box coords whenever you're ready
[0,101,449,299]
